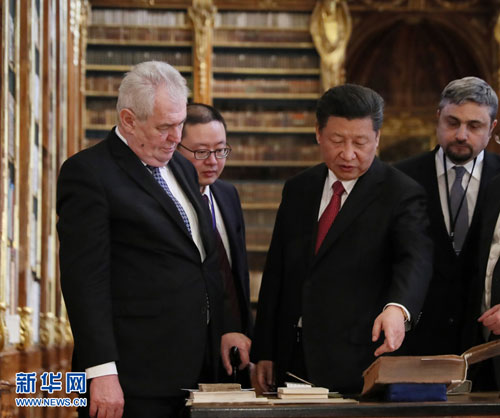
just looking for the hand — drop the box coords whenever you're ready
[89,375,124,418]
[255,360,274,393]
[220,332,251,375]
[478,304,500,335]
[372,305,406,357]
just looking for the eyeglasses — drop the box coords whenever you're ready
[178,143,232,160]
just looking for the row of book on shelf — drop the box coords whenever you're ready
[86,75,320,95]
[214,29,312,44]
[86,107,316,128]
[212,78,320,95]
[86,50,318,70]
[86,50,192,67]
[88,27,311,45]
[90,9,188,26]
[213,52,319,70]
[88,26,193,43]
[90,9,310,29]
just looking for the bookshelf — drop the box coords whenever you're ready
[212,10,322,303]
[84,7,194,148]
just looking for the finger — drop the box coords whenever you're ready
[96,403,107,418]
[89,398,98,418]
[265,366,274,387]
[374,340,389,357]
[257,367,268,391]
[372,318,382,342]
[238,348,250,369]
[221,350,232,376]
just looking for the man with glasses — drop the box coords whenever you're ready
[177,103,253,386]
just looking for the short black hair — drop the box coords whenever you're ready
[182,103,227,136]
[316,84,384,132]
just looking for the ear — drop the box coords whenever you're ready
[119,108,136,133]
[315,123,321,144]
[374,130,380,147]
[490,119,498,136]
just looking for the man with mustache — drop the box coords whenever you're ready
[396,76,500,357]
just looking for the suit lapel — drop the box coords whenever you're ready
[417,149,455,251]
[108,131,193,241]
[305,165,329,266]
[211,182,238,258]
[313,159,386,264]
[170,155,215,255]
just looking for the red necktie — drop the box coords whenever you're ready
[315,181,345,254]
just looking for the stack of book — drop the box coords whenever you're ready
[277,386,329,399]
[187,383,269,405]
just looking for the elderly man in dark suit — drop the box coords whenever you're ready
[396,77,500,357]
[252,84,433,394]
[57,61,227,418]
[177,103,253,384]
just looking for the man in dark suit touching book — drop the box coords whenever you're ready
[252,84,433,394]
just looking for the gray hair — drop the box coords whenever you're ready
[439,76,498,122]
[117,61,189,121]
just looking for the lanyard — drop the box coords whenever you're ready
[442,153,476,244]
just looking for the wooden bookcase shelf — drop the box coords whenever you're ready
[86,64,193,72]
[88,39,193,47]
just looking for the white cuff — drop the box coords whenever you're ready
[85,362,118,380]
[384,303,411,322]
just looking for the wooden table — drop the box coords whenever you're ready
[188,392,500,417]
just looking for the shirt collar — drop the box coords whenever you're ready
[115,126,169,169]
[435,146,483,180]
[326,169,357,195]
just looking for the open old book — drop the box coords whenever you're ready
[362,340,500,396]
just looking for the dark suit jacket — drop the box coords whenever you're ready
[395,148,500,355]
[251,158,433,394]
[57,129,225,398]
[211,179,253,337]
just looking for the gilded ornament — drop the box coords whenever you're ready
[16,307,33,350]
[39,312,55,347]
[310,0,352,91]
[0,303,8,351]
[189,0,216,104]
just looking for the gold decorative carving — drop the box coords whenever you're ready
[0,303,8,352]
[55,316,65,345]
[188,0,216,104]
[70,0,83,67]
[39,312,55,347]
[310,0,352,91]
[16,307,33,350]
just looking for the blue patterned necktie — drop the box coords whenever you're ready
[147,165,192,235]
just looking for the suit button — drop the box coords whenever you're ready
[448,317,455,324]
